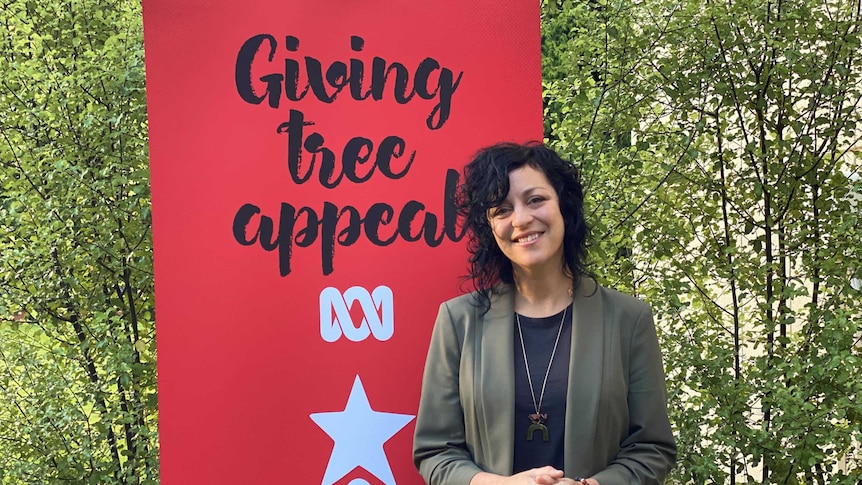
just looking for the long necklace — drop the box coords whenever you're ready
[516,306,567,442]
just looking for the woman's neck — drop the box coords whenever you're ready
[512,268,573,318]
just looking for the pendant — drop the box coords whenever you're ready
[527,413,549,442]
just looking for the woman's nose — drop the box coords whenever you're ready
[511,205,532,227]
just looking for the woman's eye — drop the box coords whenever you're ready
[491,206,511,217]
[528,197,545,204]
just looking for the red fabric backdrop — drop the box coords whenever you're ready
[143,1,541,483]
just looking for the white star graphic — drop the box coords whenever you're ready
[310,375,415,485]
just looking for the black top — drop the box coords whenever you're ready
[513,304,573,474]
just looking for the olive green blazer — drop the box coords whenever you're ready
[413,280,676,485]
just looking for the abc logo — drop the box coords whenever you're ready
[319,286,394,342]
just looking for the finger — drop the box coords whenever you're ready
[534,475,560,485]
[533,466,563,476]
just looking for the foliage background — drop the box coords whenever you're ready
[0,0,156,483]
[543,0,862,483]
[0,0,860,483]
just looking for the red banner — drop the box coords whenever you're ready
[143,1,541,483]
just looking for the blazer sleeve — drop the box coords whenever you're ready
[413,301,483,485]
[592,304,677,485]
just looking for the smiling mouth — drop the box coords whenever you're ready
[515,233,541,244]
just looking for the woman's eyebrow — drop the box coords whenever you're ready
[518,186,548,197]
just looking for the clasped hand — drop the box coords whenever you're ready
[509,466,582,485]
[470,467,595,485]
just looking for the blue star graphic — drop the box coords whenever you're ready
[310,375,415,485]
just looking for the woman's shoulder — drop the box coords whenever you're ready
[591,283,655,334]
[436,285,513,326]
[595,284,650,310]
[431,292,488,345]
[439,291,479,308]
[574,277,651,321]
[440,284,511,308]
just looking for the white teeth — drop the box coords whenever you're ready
[517,233,539,243]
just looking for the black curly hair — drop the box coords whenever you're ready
[458,142,590,308]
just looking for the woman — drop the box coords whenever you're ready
[413,142,676,485]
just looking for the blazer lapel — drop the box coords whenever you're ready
[564,279,604,475]
[476,287,516,475]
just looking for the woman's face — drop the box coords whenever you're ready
[487,165,565,276]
